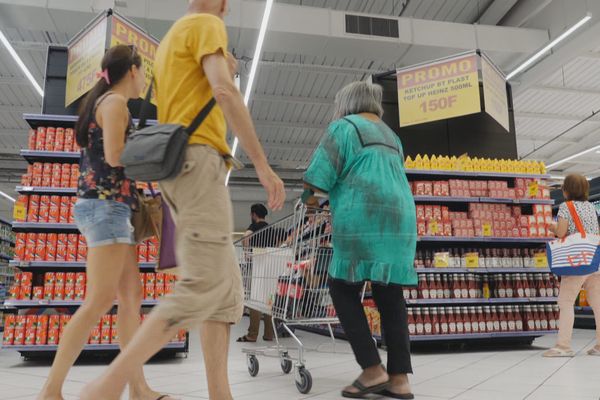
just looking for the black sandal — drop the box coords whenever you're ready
[236,335,257,343]
[341,379,391,399]
[378,389,415,399]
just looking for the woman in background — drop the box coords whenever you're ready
[38,45,172,400]
[545,174,600,357]
[304,81,417,399]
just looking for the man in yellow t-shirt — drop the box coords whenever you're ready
[82,1,285,399]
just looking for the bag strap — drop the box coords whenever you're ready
[137,79,216,136]
[566,201,587,237]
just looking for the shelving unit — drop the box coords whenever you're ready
[2,114,186,358]
[0,218,14,333]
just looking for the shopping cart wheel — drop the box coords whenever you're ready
[295,367,312,394]
[280,353,293,374]
[247,355,259,377]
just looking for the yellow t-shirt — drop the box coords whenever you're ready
[154,13,230,155]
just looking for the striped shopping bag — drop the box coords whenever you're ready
[547,201,600,276]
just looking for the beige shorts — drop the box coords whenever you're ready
[153,145,243,328]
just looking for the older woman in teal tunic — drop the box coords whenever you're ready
[304,81,417,399]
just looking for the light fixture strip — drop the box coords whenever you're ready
[226,0,274,186]
[506,13,592,80]
[0,29,44,97]
[546,143,600,169]
[0,190,15,203]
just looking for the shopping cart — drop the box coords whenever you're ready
[235,202,338,394]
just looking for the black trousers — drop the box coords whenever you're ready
[329,278,413,374]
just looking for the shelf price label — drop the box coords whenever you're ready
[528,181,539,198]
[428,219,439,235]
[482,223,493,237]
[434,252,450,268]
[465,252,479,268]
[13,204,26,221]
[534,253,548,268]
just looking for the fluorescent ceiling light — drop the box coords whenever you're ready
[546,143,600,169]
[0,190,15,203]
[506,13,592,80]
[0,29,44,97]
[226,0,274,186]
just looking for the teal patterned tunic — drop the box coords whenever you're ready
[304,114,417,286]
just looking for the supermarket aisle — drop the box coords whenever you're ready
[0,320,598,400]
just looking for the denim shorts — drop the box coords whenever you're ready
[73,199,135,248]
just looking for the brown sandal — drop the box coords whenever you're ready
[237,335,257,343]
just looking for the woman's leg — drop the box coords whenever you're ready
[116,245,167,400]
[37,244,130,400]
[329,278,388,393]
[555,275,588,349]
[372,283,413,395]
[583,274,600,350]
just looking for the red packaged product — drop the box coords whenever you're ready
[432,206,442,221]
[13,327,25,345]
[46,233,57,261]
[60,315,71,329]
[111,328,119,344]
[137,244,148,262]
[47,328,59,345]
[38,195,50,222]
[101,315,112,328]
[3,326,15,346]
[45,272,56,285]
[32,286,44,300]
[8,285,20,300]
[58,197,70,223]
[15,233,26,260]
[76,272,86,285]
[145,273,156,285]
[66,243,78,262]
[35,328,48,345]
[155,283,165,298]
[44,127,56,151]
[165,283,173,294]
[147,241,158,262]
[64,129,74,152]
[424,206,433,220]
[56,233,68,261]
[156,272,165,284]
[75,284,86,300]
[15,316,27,328]
[54,127,65,152]
[27,194,40,222]
[28,129,37,150]
[89,327,101,345]
[101,328,112,344]
[25,315,37,330]
[65,272,76,285]
[21,173,32,186]
[167,274,176,284]
[54,284,65,300]
[144,284,155,300]
[416,205,425,220]
[34,233,47,261]
[21,272,33,286]
[49,315,60,329]
[42,162,52,177]
[44,284,54,300]
[64,283,75,300]
[77,237,87,261]
[36,127,47,152]
[53,271,65,285]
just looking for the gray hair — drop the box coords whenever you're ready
[332,81,384,121]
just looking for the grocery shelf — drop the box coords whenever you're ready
[23,113,156,129]
[406,169,550,180]
[407,330,558,342]
[405,297,557,306]
[415,267,551,274]
[413,196,554,205]
[3,342,185,352]
[0,238,14,246]
[12,222,78,233]
[20,150,80,164]
[16,186,77,195]
[10,260,157,270]
[0,254,12,261]
[4,299,159,308]
[418,236,552,244]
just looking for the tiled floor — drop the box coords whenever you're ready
[0,320,599,399]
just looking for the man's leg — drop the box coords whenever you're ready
[201,321,233,399]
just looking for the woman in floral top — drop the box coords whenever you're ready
[38,45,173,400]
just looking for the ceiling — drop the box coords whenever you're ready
[0,0,599,227]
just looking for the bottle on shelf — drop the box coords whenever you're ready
[415,308,424,335]
[432,308,440,335]
[499,306,508,332]
[448,307,457,334]
[440,308,449,334]
[462,307,472,334]
[423,308,433,335]
[408,309,416,336]
[470,307,479,334]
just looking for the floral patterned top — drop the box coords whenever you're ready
[77,94,138,210]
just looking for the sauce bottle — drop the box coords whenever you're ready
[470,307,479,334]
[432,308,440,335]
[533,305,542,331]
[497,275,506,298]
[506,274,514,298]
[539,305,549,330]
[443,275,451,299]
[482,276,491,299]
[410,281,419,300]
[507,306,516,332]
[415,308,424,335]
[498,306,508,332]
[448,307,457,334]
[515,306,524,331]
[428,275,437,300]
[423,308,433,335]
[453,274,462,299]
[440,308,449,335]
[547,305,556,330]
[462,307,472,334]
[436,275,444,299]
[525,305,535,331]
[460,275,468,299]
[403,287,411,300]
[523,274,531,298]
[538,275,547,298]
[456,308,464,334]
[477,306,486,333]
[407,309,416,336]
[419,275,428,299]
[468,274,477,299]
[515,274,524,298]
[485,306,494,333]
[491,306,500,332]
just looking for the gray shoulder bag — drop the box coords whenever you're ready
[120,82,216,181]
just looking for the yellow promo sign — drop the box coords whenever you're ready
[397,53,481,127]
[465,253,479,268]
[65,16,108,106]
[110,14,159,102]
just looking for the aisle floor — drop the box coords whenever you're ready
[0,320,598,400]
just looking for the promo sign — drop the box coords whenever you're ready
[110,14,159,101]
[397,53,481,127]
[65,17,108,106]
[482,56,510,132]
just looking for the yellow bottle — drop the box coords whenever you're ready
[405,156,415,169]
[538,161,546,174]
[430,155,438,170]
[450,156,458,171]
[415,154,423,169]
[422,154,431,170]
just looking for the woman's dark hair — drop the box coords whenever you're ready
[75,45,142,147]
[562,174,589,201]
[251,203,268,219]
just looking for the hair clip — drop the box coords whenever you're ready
[96,69,111,85]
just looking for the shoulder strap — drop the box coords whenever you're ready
[93,91,116,114]
[566,201,587,237]
[137,79,216,136]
